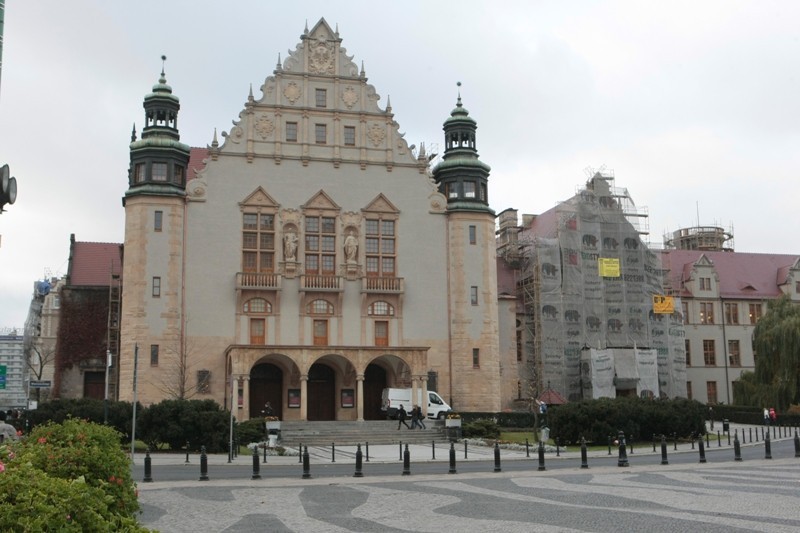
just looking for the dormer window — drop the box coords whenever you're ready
[464,182,476,198]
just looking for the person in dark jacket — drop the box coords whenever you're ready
[397,404,410,429]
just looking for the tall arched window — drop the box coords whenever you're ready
[368,301,394,316]
[307,299,333,346]
[244,298,271,345]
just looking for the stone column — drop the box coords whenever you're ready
[420,375,429,418]
[411,375,419,410]
[300,375,308,421]
[242,376,250,421]
[356,374,365,421]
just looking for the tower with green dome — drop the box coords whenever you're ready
[433,85,501,412]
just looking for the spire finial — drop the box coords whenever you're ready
[160,55,167,83]
[360,60,365,78]
[131,123,137,142]
[386,95,392,112]
[456,81,462,107]
[248,83,254,102]
[276,53,282,70]
[212,128,219,148]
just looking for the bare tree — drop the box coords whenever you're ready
[26,344,56,402]
[149,334,213,400]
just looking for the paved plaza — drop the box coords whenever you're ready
[136,428,800,532]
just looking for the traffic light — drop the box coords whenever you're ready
[0,164,17,212]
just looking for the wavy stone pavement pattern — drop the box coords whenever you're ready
[138,460,800,532]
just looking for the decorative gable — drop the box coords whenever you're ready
[240,187,279,208]
[362,193,400,215]
[303,190,340,212]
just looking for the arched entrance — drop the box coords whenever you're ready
[250,363,283,419]
[363,364,387,420]
[307,363,336,421]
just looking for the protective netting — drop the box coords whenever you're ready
[526,177,686,400]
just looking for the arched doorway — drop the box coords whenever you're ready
[363,364,387,420]
[250,363,283,419]
[307,363,336,421]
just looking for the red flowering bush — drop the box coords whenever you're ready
[0,418,151,531]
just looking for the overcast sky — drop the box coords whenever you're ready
[1,0,799,329]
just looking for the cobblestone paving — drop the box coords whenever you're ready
[138,458,800,532]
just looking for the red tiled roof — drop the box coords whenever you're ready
[539,388,567,405]
[660,250,800,299]
[188,147,209,180]
[69,241,122,286]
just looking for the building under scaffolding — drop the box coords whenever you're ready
[498,171,687,403]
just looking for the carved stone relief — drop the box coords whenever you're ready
[308,37,335,75]
[255,115,275,139]
[283,82,301,104]
[367,123,386,147]
[341,86,359,109]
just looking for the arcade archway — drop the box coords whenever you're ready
[307,362,336,421]
[363,363,388,420]
[249,363,283,419]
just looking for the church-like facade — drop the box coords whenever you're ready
[118,19,503,421]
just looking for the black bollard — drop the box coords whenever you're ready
[617,431,629,467]
[185,440,190,464]
[556,437,560,457]
[263,443,267,464]
[673,432,678,451]
[608,435,612,455]
[302,445,311,479]
[733,430,742,462]
[761,426,765,440]
[494,441,502,473]
[354,443,364,478]
[717,430,721,447]
[580,437,589,469]
[199,445,209,481]
[432,440,436,460]
[765,431,772,459]
[449,441,457,474]
[630,437,634,454]
[794,430,800,458]
[252,446,261,480]
[399,441,402,461]
[652,434,656,452]
[727,430,731,446]
[660,434,669,465]
[143,448,153,483]
[698,434,707,463]
[525,438,530,458]
[772,425,776,440]
[331,442,336,463]
[402,443,411,476]
[538,440,546,471]
[750,427,753,443]
[464,440,468,460]
[299,443,303,463]
[691,433,695,450]
[366,441,370,462]
[706,431,710,447]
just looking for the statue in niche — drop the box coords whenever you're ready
[344,230,358,263]
[284,231,298,261]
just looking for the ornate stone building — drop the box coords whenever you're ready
[118,19,501,421]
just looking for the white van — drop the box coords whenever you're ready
[381,388,452,420]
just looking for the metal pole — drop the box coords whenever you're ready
[765,431,772,459]
[143,448,153,483]
[366,441,370,462]
[660,434,669,465]
[698,434,707,463]
[525,438,530,458]
[617,431,629,467]
[493,441,501,473]
[464,440,468,459]
[354,444,364,478]
[331,442,335,463]
[448,441,457,474]
[537,440,546,471]
[199,446,209,481]
[402,443,410,476]
[302,445,311,479]
[733,430,742,462]
[104,350,111,425]
[580,437,589,469]
[794,430,800,458]
[228,375,235,464]
[432,440,435,460]
[130,344,138,464]
[251,446,261,479]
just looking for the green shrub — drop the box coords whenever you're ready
[237,418,266,444]
[462,419,500,440]
[15,418,139,519]
[0,462,150,532]
[25,398,139,444]
[137,399,230,452]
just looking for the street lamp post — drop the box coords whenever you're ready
[104,350,111,424]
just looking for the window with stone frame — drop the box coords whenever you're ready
[748,303,763,324]
[315,88,327,108]
[365,218,396,278]
[315,123,327,144]
[724,302,739,325]
[154,210,163,232]
[242,212,275,273]
[699,302,714,324]
[150,344,159,366]
[703,339,716,366]
[374,320,389,347]
[152,162,168,181]
[344,125,356,146]
[304,216,336,275]
[368,301,394,316]
[699,277,712,290]
[706,381,717,404]
[285,122,298,142]
[686,381,692,400]
[728,339,741,367]
[197,370,211,394]
[152,277,161,298]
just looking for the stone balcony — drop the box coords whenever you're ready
[301,274,342,292]
[361,276,404,294]
[236,272,282,290]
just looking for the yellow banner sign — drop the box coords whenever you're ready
[652,295,675,314]
[598,258,620,278]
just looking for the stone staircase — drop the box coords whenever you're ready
[276,420,449,446]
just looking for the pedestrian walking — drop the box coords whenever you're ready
[397,405,410,430]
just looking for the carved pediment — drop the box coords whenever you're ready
[693,254,714,268]
[303,190,341,211]
[241,187,279,208]
[362,193,399,215]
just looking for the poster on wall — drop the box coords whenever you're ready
[288,389,301,408]
[341,389,354,408]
